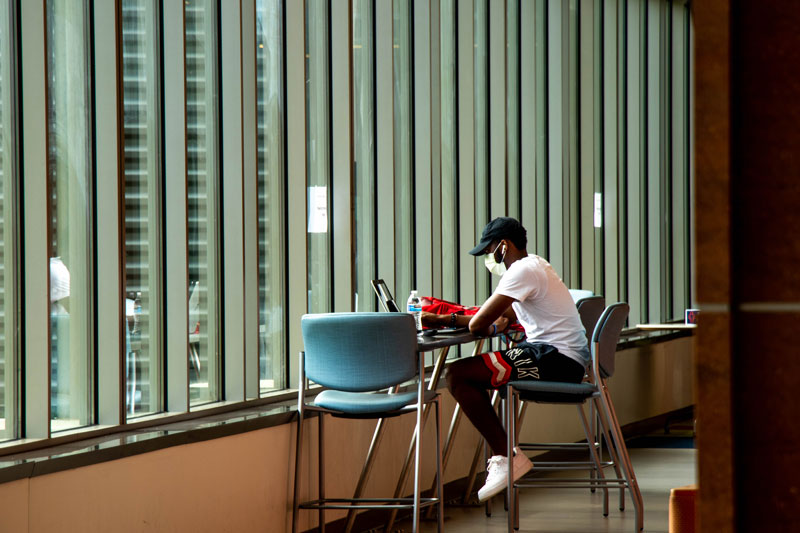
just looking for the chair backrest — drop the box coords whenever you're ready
[568,289,595,304]
[301,312,418,392]
[591,302,630,379]
[576,295,605,343]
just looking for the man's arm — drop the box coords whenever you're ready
[468,293,516,336]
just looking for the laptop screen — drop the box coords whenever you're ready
[371,279,401,313]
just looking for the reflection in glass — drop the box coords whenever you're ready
[121,0,162,418]
[46,0,94,431]
[393,0,414,300]
[256,0,285,393]
[440,0,458,303]
[474,0,489,298]
[185,0,220,405]
[0,0,17,440]
[353,0,375,311]
[305,0,331,313]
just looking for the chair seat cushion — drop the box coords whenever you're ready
[314,389,437,416]
[508,380,597,403]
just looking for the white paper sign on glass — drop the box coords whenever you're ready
[307,186,328,233]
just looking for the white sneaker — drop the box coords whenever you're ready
[477,448,533,502]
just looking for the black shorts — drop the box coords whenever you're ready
[479,342,586,388]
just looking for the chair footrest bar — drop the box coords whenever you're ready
[533,461,614,470]
[519,443,600,450]
[299,497,440,511]
[532,462,614,469]
[517,478,629,485]
[515,482,629,489]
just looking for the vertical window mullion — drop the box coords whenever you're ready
[393,0,414,303]
[332,0,353,313]
[456,0,476,309]
[285,0,307,388]
[221,0,246,401]
[96,0,124,426]
[164,0,189,413]
[473,0,489,300]
[0,0,19,441]
[506,0,521,221]
[520,0,537,249]
[413,0,433,301]
[578,0,596,293]
[440,0,459,304]
[21,0,50,440]
[547,0,564,272]
[242,0,258,400]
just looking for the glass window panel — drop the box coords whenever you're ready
[46,0,94,431]
[473,0,489,298]
[0,0,17,441]
[533,0,548,257]
[506,0,520,220]
[256,0,285,394]
[392,0,414,302]
[566,0,580,285]
[185,0,221,406]
[626,0,645,325]
[671,2,690,319]
[121,0,162,418]
[353,0,375,312]
[305,0,331,314]
[440,0,458,303]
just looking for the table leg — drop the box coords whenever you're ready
[384,338,486,531]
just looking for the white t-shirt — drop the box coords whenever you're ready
[494,255,590,366]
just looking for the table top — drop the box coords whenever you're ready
[417,330,483,351]
[636,323,697,330]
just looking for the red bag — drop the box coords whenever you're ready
[421,296,480,316]
[421,296,524,333]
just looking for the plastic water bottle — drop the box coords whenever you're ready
[407,290,422,332]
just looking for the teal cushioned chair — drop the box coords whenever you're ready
[292,312,443,533]
[504,303,644,532]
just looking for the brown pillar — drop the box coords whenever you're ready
[694,1,800,531]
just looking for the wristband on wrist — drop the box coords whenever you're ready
[450,313,457,327]
[491,324,497,336]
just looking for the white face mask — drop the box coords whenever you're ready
[484,242,507,276]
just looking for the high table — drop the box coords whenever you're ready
[343,330,489,533]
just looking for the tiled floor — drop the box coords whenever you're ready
[395,446,696,532]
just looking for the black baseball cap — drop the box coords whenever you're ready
[469,217,526,256]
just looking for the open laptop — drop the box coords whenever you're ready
[371,279,402,313]
[370,279,468,335]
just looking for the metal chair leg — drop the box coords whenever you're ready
[577,403,609,516]
[292,411,304,533]
[318,414,325,533]
[599,385,644,531]
[507,386,516,532]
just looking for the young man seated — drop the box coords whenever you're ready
[441,217,590,502]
